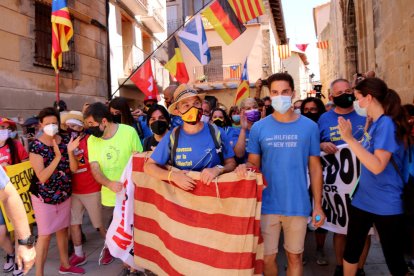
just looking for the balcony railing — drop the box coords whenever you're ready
[194,63,242,83]
[167,19,183,35]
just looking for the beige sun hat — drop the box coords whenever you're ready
[60,110,84,130]
[167,84,205,113]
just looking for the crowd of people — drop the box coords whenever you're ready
[0,72,413,276]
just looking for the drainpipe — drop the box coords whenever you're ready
[106,0,112,100]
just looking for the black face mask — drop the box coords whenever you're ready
[213,119,225,128]
[304,112,321,122]
[89,125,105,138]
[150,120,168,135]
[333,93,355,108]
[112,114,122,124]
[265,105,274,116]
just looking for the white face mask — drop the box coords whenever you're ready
[293,108,301,115]
[271,95,292,114]
[200,115,210,123]
[353,100,367,117]
[8,130,17,139]
[43,124,59,137]
[0,129,8,141]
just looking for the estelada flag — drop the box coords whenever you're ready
[132,153,265,276]
[164,36,189,84]
[130,60,159,97]
[234,59,250,105]
[202,0,246,45]
[317,41,329,49]
[51,0,73,72]
[228,0,265,23]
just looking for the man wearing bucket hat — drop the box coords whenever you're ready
[144,84,236,190]
[61,111,111,269]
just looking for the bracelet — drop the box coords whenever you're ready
[167,170,173,184]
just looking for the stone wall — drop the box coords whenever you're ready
[0,0,108,119]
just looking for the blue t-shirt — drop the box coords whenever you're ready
[0,166,9,190]
[352,115,405,215]
[151,123,234,171]
[318,109,366,145]
[138,116,153,140]
[170,115,183,128]
[223,126,240,148]
[247,115,320,216]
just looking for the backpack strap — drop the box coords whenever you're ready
[207,124,224,165]
[169,126,181,166]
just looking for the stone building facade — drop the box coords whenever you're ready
[0,0,108,118]
[315,0,414,104]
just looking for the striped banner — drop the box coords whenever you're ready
[131,154,264,275]
[277,44,291,59]
[317,41,329,49]
[228,0,265,23]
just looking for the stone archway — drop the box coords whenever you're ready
[343,0,358,80]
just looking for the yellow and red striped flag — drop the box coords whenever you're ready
[131,154,265,276]
[277,44,291,59]
[51,0,73,72]
[317,40,329,49]
[234,59,250,105]
[228,0,265,23]
[202,0,246,45]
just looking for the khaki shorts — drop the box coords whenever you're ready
[261,214,308,255]
[70,192,103,229]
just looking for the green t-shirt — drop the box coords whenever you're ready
[88,124,142,206]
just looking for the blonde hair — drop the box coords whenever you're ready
[240,98,258,110]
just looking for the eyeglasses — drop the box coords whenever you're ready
[333,89,353,97]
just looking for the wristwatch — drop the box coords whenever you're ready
[216,165,224,175]
[18,235,36,247]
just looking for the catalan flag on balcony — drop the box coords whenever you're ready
[164,36,189,84]
[202,0,246,45]
[228,0,265,23]
[234,59,250,105]
[317,40,329,49]
[277,44,291,59]
[51,0,73,72]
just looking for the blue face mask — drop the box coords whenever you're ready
[353,100,367,117]
[8,131,17,139]
[271,95,292,114]
[231,115,241,123]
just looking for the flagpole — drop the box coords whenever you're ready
[56,71,60,108]
[110,0,214,99]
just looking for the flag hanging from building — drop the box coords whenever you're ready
[228,0,265,23]
[178,14,211,65]
[202,0,246,45]
[51,0,73,72]
[130,60,159,97]
[317,41,329,49]
[164,36,189,83]
[295,43,309,52]
[131,153,265,276]
[234,59,250,105]
[277,44,291,59]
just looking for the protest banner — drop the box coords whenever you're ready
[0,161,36,232]
[320,144,360,234]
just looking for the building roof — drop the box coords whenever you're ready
[268,0,287,44]
[291,51,309,65]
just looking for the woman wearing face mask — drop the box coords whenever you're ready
[109,97,152,143]
[0,118,29,275]
[338,78,411,276]
[29,107,83,275]
[229,106,241,128]
[234,98,261,163]
[300,97,326,123]
[210,108,240,148]
[144,84,236,190]
[143,105,171,152]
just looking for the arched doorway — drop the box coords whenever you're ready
[344,0,358,80]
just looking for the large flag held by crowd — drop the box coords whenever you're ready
[51,0,73,72]
[106,154,265,275]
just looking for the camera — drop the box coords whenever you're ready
[261,79,268,86]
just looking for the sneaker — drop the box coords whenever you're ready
[3,254,15,272]
[58,265,85,275]
[12,264,23,276]
[69,253,87,267]
[98,245,114,265]
[333,265,343,276]
[356,268,366,276]
[316,250,328,266]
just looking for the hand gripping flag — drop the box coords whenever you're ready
[178,14,211,65]
[228,0,265,23]
[130,60,159,97]
[202,0,246,45]
[51,0,73,72]
[234,59,250,105]
[164,36,190,83]
[131,153,265,275]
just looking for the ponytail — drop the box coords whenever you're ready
[6,138,20,164]
[383,89,410,145]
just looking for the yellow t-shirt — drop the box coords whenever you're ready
[88,124,142,206]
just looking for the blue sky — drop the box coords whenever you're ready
[281,0,329,80]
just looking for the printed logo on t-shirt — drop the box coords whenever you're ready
[265,134,298,148]
[361,131,372,148]
[328,124,365,143]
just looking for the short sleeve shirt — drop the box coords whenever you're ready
[0,166,9,190]
[0,140,29,165]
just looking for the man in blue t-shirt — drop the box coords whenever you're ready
[316,78,369,275]
[236,73,325,276]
